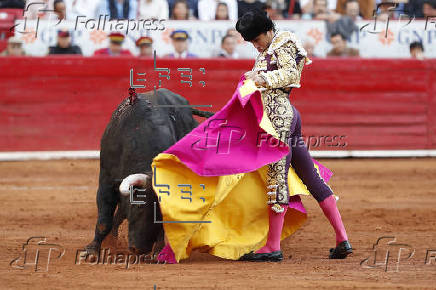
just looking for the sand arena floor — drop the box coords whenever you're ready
[1,158,435,289]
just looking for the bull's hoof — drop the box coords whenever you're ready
[84,241,101,256]
[152,239,165,258]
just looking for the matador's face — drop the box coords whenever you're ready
[249,30,274,53]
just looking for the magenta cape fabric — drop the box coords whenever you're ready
[164,76,291,176]
[160,76,333,212]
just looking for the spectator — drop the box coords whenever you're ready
[301,0,336,15]
[327,32,359,57]
[264,0,288,19]
[226,28,242,38]
[326,1,360,41]
[168,0,199,19]
[326,16,358,41]
[170,0,195,19]
[24,0,94,20]
[311,0,340,21]
[95,0,138,20]
[0,36,25,56]
[66,0,101,19]
[422,0,436,18]
[94,32,132,56]
[48,30,82,55]
[272,0,288,11]
[23,0,52,20]
[164,30,197,58]
[217,34,238,58]
[226,27,257,58]
[138,0,169,19]
[303,40,316,57]
[336,0,374,19]
[410,41,424,60]
[345,0,362,20]
[136,36,154,57]
[199,0,238,20]
[237,0,264,18]
[215,2,230,19]
[375,0,398,21]
[0,0,25,9]
[53,0,66,20]
[406,0,436,19]
[265,2,285,19]
[284,0,303,19]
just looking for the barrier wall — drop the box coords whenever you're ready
[0,57,435,151]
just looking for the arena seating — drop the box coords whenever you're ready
[0,9,23,51]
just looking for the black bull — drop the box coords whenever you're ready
[85,88,214,255]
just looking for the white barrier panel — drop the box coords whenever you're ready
[13,19,436,58]
[1,150,436,161]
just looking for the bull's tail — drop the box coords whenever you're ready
[191,108,215,118]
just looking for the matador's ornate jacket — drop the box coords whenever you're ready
[251,30,311,209]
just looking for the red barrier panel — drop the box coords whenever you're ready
[0,56,435,151]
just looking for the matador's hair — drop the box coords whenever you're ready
[235,9,276,42]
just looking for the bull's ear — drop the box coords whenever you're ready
[119,173,151,196]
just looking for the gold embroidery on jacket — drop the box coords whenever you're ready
[252,30,307,205]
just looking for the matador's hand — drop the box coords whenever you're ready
[244,71,257,80]
[244,71,266,87]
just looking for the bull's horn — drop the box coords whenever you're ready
[119,174,150,196]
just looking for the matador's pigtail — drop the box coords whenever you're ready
[304,56,312,65]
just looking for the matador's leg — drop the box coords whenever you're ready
[289,108,352,259]
[253,93,292,256]
[264,93,294,213]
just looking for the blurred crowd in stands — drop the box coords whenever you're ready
[0,0,433,59]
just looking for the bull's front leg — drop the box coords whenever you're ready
[85,182,118,255]
[111,204,126,238]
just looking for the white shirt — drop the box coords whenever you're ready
[66,0,101,19]
[95,0,138,19]
[138,0,169,19]
[174,50,188,58]
[198,0,238,20]
[24,0,105,20]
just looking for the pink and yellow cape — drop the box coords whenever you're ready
[151,77,333,262]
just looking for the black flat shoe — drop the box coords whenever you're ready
[239,250,283,262]
[329,240,353,259]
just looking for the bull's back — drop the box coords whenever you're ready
[99,89,198,181]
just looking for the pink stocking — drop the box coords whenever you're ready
[319,195,348,246]
[256,204,288,253]
[157,243,178,264]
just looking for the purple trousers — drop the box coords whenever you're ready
[284,105,333,203]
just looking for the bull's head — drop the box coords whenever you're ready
[119,173,164,255]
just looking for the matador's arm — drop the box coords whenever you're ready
[259,41,302,89]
